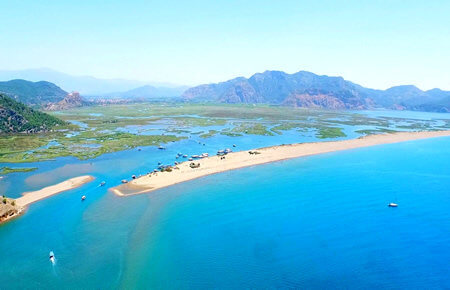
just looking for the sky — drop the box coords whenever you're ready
[0,0,449,90]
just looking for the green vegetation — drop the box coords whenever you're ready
[200,130,218,138]
[174,117,226,127]
[0,132,185,163]
[355,128,399,135]
[0,166,38,175]
[0,94,66,133]
[316,127,346,139]
[0,103,446,166]
[224,123,274,136]
[0,79,67,106]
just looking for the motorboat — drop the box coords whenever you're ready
[388,203,398,207]
[49,251,55,264]
[81,195,86,201]
[100,181,106,186]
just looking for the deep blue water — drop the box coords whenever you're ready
[0,136,449,289]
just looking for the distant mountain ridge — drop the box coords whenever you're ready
[0,93,65,134]
[104,84,188,99]
[0,79,67,106]
[0,68,185,96]
[182,70,450,112]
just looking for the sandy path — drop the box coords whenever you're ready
[111,131,450,196]
[16,175,95,207]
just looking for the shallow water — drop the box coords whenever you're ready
[0,135,449,288]
[0,108,449,288]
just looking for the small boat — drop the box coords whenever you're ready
[100,181,106,186]
[49,251,55,264]
[121,179,128,184]
[132,175,136,179]
[388,203,398,207]
[233,144,236,147]
[183,155,188,158]
[188,158,193,161]
[158,146,166,150]
[81,195,86,201]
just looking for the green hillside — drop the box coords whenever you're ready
[0,79,67,106]
[0,93,66,133]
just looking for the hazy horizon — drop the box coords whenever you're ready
[1,0,449,90]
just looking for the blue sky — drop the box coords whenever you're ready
[0,0,449,89]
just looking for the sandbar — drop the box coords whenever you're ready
[16,175,95,207]
[111,131,450,196]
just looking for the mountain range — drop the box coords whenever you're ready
[0,69,449,113]
[104,84,187,99]
[183,70,450,112]
[0,68,186,96]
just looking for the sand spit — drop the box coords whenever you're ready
[111,131,450,196]
[16,175,95,207]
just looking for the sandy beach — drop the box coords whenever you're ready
[16,175,95,207]
[112,131,450,196]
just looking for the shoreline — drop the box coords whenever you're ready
[111,131,450,196]
[15,175,95,207]
[1,175,94,224]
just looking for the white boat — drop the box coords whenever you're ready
[81,195,86,201]
[100,181,106,186]
[49,251,55,264]
[388,203,398,207]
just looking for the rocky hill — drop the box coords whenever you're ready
[0,93,66,134]
[182,70,450,112]
[45,91,88,111]
[0,79,67,106]
[0,197,22,223]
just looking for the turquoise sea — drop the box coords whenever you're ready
[0,113,449,288]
